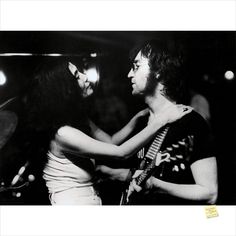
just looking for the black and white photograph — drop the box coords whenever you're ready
[0,31,235,206]
[0,1,235,236]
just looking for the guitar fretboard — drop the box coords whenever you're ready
[136,126,169,186]
[146,127,169,160]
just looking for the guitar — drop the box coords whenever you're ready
[120,134,194,205]
[120,151,171,205]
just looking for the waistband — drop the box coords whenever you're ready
[51,185,99,197]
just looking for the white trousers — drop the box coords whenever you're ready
[49,186,102,205]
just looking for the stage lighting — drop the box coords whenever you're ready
[224,70,234,80]
[90,53,97,58]
[0,70,7,85]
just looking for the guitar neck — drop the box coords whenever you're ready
[135,126,169,186]
[120,126,170,205]
[135,159,156,186]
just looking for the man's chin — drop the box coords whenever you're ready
[132,90,143,97]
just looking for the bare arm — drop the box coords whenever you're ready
[56,104,192,162]
[132,157,218,204]
[56,118,165,161]
[89,109,149,145]
[96,165,131,182]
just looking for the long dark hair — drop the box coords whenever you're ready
[24,58,90,154]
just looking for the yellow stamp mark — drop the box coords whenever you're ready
[205,205,219,218]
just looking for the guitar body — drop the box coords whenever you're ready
[120,126,170,205]
[120,133,194,205]
[119,111,213,205]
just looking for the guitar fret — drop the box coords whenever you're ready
[149,145,159,150]
[120,126,169,205]
[147,150,157,156]
[151,142,160,147]
[154,138,162,143]
[145,129,168,158]
[136,126,169,186]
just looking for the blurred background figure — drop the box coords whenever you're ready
[189,90,211,123]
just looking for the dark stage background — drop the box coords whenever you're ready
[0,31,235,205]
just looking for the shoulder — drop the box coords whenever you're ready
[56,125,80,143]
[168,110,211,140]
[182,110,206,122]
[57,125,74,137]
[178,110,209,130]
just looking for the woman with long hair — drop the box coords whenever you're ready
[24,58,191,205]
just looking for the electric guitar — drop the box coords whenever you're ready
[120,133,194,205]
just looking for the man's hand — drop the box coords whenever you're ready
[126,170,155,202]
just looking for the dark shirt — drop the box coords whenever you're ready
[130,111,215,205]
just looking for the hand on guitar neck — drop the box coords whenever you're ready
[126,152,171,203]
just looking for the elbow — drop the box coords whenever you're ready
[56,126,68,143]
[120,150,134,161]
[117,153,128,161]
[114,145,135,161]
[206,187,218,205]
[113,145,129,160]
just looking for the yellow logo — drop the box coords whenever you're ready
[205,205,219,218]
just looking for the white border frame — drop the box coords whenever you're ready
[0,0,236,30]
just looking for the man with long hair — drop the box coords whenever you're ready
[98,40,218,205]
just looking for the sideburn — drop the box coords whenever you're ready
[145,71,160,96]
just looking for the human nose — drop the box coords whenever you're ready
[128,68,134,78]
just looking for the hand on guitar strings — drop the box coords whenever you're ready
[126,170,154,201]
